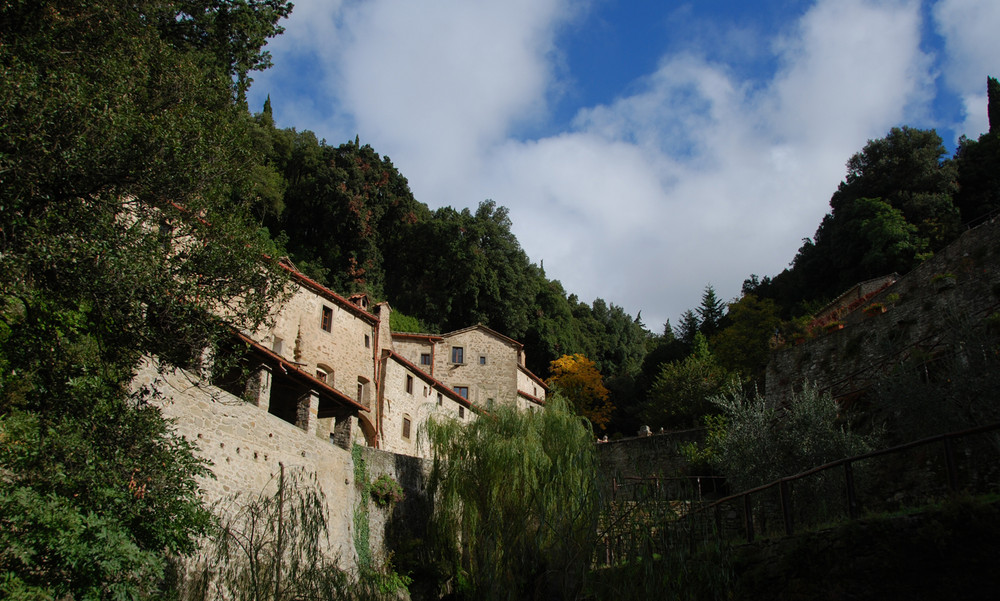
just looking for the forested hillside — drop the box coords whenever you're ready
[251,78,1000,435]
[247,104,649,423]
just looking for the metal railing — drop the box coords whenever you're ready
[687,421,1000,544]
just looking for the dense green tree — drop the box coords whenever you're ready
[639,334,738,430]
[0,1,291,597]
[711,294,782,385]
[522,274,587,376]
[696,284,725,338]
[391,200,533,338]
[954,77,1000,224]
[989,75,1000,134]
[754,127,959,309]
[675,309,701,345]
[261,133,429,297]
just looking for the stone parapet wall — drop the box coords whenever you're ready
[135,359,360,569]
[597,429,705,480]
[767,216,1000,405]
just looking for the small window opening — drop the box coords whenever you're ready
[321,306,333,332]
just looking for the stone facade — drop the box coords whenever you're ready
[239,265,543,458]
[377,350,474,457]
[256,270,379,411]
[134,358,361,569]
[393,324,547,410]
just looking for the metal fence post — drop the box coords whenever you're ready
[779,480,794,536]
[943,437,959,493]
[844,460,859,519]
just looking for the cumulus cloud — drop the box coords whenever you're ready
[251,0,960,329]
[933,0,1000,137]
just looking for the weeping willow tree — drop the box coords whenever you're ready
[424,396,601,601]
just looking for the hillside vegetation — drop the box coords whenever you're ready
[250,78,1000,435]
[3,1,1000,598]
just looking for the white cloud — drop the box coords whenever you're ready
[933,0,1000,137]
[252,0,942,329]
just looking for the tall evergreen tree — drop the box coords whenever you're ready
[697,284,725,338]
[988,76,1000,134]
[675,310,700,345]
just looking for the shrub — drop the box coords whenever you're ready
[370,474,404,507]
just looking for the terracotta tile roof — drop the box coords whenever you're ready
[440,323,523,349]
[278,260,378,325]
[236,331,369,413]
[517,390,546,407]
[391,332,444,342]
[518,364,549,392]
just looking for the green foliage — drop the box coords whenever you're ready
[388,310,426,334]
[711,294,782,385]
[425,396,600,601]
[640,334,739,430]
[955,79,1000,224]
[710,385,877,493]
[751,126,960,312]
[989,76,1000,134]
[370,474,405,508]
[350,445,412,599]
[679,414,728,475]
[0,2,292,597]
[697,285,725,338]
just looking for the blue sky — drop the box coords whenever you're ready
[248,0,999,332]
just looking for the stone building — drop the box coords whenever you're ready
[231,262,542,458]
[392,324,548,411]
[377,349,474,456]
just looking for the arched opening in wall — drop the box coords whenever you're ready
[316,363,334,386]
[357,413,377,447]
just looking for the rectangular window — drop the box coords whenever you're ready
[420,353,431,365]
[402,417,411,439]
[459,406,465,419]
[321,306,333,332]
[365,334,370,348]
[453,386,468,399]
[437,392,443,406]
[406,374,413,394]
[479,355,487,365]
[451,347,464,364]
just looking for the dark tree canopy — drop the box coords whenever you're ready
[1,1,292,597]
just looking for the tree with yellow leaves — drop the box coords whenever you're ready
[546,354,614,431]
